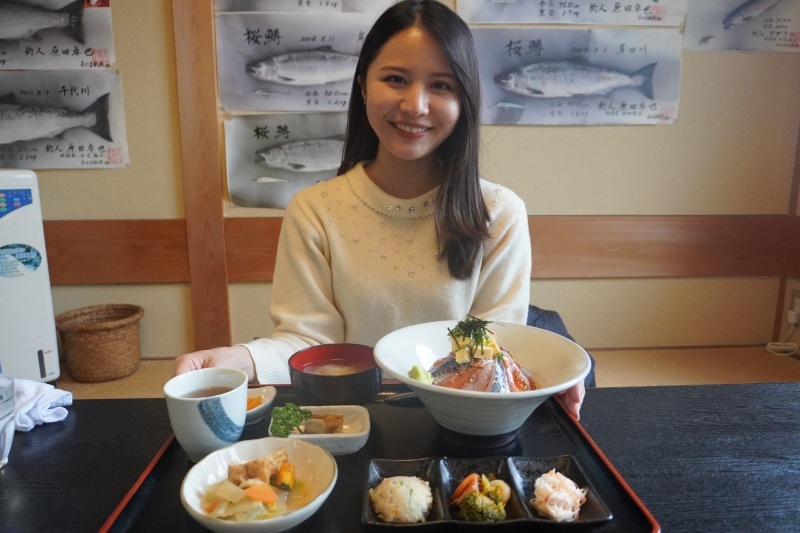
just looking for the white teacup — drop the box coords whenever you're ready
[164,368,247,462]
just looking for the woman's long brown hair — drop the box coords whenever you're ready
[338,0,489,280]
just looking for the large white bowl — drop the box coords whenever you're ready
[181,437,338,533]
[373,320,590,438]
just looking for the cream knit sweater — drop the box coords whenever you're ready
[244,162,532,384]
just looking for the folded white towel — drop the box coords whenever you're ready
[13,378,73,432]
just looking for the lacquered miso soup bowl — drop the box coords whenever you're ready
[373,321,591,446]
[289,343,381,405]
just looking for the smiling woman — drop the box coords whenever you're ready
[172,0,591,419]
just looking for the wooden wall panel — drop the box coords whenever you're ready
[43,220,189,284]
[172,0,231,349]
[530,215,792,279]
[787,217,800,279]
[224,218,282,282]
[43,215,795,284]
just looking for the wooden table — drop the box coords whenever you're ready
[578,383,800,532]
[1,382,798,532]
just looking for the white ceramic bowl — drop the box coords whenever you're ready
[245,386,277,425]
[268,405,370,455]
[373,320,590,438]
[181,437,338,533]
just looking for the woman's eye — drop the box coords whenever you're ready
[431,80,453,91]
[384,75,405,84]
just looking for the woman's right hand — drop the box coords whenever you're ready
[173,345,256,382]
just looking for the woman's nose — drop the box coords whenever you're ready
[400,84,429,116]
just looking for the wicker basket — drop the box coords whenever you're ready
[56,304,144,383]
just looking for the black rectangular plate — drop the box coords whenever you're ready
[363,455,612,527]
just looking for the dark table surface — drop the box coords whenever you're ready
[1,382,798,533]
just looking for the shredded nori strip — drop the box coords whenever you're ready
[447,316,494,356]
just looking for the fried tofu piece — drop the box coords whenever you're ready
[227,447,289,485]
[302,417,326,434]
[312,413,344,434]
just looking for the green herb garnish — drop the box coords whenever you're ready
[447,316,494,355]
[270,403,312,438]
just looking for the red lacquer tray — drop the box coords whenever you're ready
[101,385,659,532]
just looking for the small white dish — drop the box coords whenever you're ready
[245,386,277,425]
[268,405,370,455]
[181,437,337,533]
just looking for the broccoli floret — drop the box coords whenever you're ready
[458,491,506,523]
[483,483,507,505]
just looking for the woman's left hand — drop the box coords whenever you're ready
[556,382,585,420]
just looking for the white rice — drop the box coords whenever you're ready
[369,476,433,523]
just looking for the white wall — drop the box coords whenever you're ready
[42,1,799,358]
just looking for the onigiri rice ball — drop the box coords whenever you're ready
[369,476,433,523]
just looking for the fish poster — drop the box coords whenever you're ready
[472,27,683,125]
[0,0,115,70]
[685,0,800,52]
[215,11,381,112]
[215,0,395,13]
[225,112,347,208]
[0,69,128,169]
[456,0,687,26]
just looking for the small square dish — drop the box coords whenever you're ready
[508,455,613,525]
[438,457,529,525]
[363,458,444,527]
[268,405,370,455]
[245,386,277,425]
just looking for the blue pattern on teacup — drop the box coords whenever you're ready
[197,398,243,443]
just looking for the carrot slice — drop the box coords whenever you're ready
[244,483,278,504]
[246,396,263,410]
[451,473,480,506]
[204,499,219,513]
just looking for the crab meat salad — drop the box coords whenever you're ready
[408,316,535,392]
[202,447,303,522]
[531,469,587,522]
[369,476,433,523]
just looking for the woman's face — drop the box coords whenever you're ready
[361,26,462,165]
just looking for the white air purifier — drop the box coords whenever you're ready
[0,169,60,382]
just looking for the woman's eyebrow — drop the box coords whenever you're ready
[376,65,457,79]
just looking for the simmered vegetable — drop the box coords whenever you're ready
[451,473,511,523]
[270,461,296,491]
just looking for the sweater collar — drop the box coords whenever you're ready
[345,162,438,220]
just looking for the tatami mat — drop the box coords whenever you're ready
[56,359,175,399]
[54,346,800,399]
[592,346,800,387]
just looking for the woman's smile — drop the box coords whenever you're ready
[393,122,431,135]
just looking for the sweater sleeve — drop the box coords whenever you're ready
[242,190,345,384]
[468,183,531,325]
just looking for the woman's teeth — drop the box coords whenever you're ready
[395,123,428,134]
